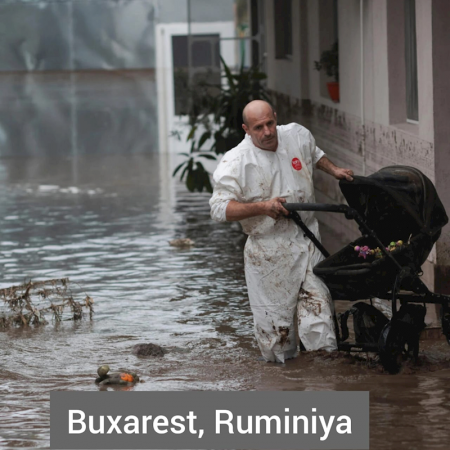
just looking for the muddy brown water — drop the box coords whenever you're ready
[1,155,450,449]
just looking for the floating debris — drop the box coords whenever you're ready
[0,278,94,329]
[132,343,165,357]
[95,365,139,386]
[169,238,195,248]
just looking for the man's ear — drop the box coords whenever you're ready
[274,112,277,123]
[242,123,249,135]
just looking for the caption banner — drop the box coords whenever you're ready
[50,391,369,449]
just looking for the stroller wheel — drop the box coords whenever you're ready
[378,321,417,374]
[441,309,450,346]
[443,317,450,346]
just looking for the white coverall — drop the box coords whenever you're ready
[210,123,337,363]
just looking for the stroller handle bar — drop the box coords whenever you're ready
[284,203,350,214]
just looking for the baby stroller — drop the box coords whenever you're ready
[284,165,450,373]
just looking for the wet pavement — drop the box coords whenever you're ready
[1,154,450,449]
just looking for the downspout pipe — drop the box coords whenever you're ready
[187,0,192,105]
[360,0,366,176]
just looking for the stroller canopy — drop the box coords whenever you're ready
[339,166,448,244]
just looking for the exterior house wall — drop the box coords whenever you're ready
[264,0,303,99]
[259,0,448,324]
[432,0,450,292]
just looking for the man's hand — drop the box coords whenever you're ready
[225,197,289,221]
[316,156,354,181]
[333,167,354,181]
[263,197,289,220]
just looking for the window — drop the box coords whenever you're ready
[250,0,260,67]
[172,34,221,116]
[318,0,339,99]
[387,0,419,125]
[405,0,419,122]
[274,0,292,59]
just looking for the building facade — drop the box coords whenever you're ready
[251,0,450,310]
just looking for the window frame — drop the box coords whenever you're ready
[405,0,419,123]
[274,0,293,60]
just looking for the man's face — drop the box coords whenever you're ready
[242,109,278,152]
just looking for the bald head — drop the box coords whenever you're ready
[242,100,275,127]
[242,100,278,152]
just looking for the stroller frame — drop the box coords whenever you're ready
[284,201,450,373]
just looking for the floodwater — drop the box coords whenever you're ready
[1,154,450,450]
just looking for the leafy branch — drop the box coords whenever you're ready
[314,41,339,82]
[0,278,94,328]
[172,56,270,193]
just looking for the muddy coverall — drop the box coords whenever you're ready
[209,123,337,363]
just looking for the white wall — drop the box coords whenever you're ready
[370,0,390,126]
[415,0,434,143]
[261,0,442,300]
[263,0,434,145]
[263,0,303,99]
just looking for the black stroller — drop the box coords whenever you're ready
[284,165,450,373]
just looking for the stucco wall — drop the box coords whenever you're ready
[262,0,445,309]
[264,0,435,160]
[263,0,303,99]
[432,0,450,291]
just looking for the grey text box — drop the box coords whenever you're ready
[50,391,369,449]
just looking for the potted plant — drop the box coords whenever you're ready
[314,41,339,102]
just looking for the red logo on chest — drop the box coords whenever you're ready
[291,158,302,171]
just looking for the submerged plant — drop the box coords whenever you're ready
[0,278,94,329]
[173,56,270,193]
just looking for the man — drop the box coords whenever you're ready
[209,100,353,363]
